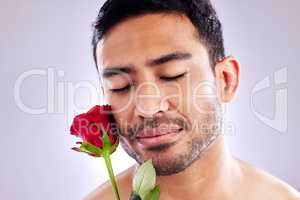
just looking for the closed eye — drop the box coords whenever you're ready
[110,72,187,93]
[110,84,131,93]
[160,72,187,81]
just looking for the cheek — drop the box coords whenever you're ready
[180,74,220,126]
[192,84,219,114]
[106,92,134,113]
[189,89,222,131]
[106,93,135,133]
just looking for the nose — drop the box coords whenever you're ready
[134,81,169,119]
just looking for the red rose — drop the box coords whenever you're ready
[70,105,119,157]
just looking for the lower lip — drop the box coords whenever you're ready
[136,130,183,148]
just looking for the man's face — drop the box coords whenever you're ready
[97,13,223,175]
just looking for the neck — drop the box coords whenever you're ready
[155,136,242,200]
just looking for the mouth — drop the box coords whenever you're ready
[136,126,184,148]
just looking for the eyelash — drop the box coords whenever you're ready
[110,72,187,93]
[160,72,187,81]
[110,84,132,93]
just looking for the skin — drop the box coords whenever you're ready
[85,13,300,200]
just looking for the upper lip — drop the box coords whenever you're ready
[136,125,182,138]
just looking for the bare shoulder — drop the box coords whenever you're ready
[84,165,136,200]
[83,180,116,200]
[237,159,300,200]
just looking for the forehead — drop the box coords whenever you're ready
[97,13,201,69]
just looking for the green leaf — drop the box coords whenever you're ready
[129,191,142,200]
[79,142,102,157]
[144,185,160,200]
[132,160,156,199]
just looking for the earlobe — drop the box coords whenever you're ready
[215,56,240,103]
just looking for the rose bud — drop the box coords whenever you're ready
[70,105,119,157]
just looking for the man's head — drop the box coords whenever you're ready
[92,0,225,69]
[92,0,240,176]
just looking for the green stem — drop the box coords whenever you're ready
[103,150,121,200]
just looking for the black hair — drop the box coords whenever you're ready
[92,0,225,69]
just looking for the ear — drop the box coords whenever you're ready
[215,56,240,103]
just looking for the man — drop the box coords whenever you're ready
[85,0,300,199]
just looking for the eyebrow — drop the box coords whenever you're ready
[101,51,192,78]
[101,66,134,78]
[147,52,192,66]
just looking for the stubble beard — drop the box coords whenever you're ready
[120,114,222,176]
